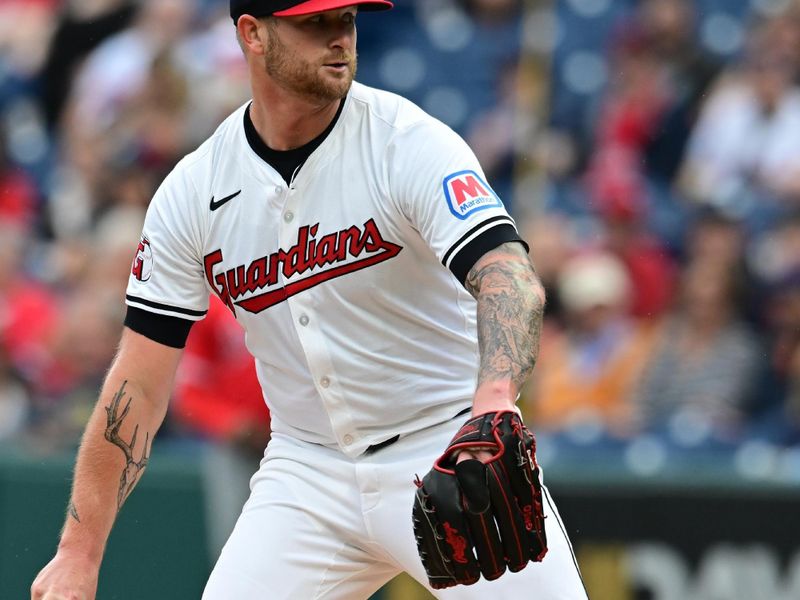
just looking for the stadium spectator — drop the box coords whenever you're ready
[684,207,748,270]
[0,137,37,231]
[465,61,527,206]
[679,15,800,230]
[682,207,757,322]
[39,0,137,130]
[0,0,59,80]
[65,0,194,135]
[588,170,678,320]
[524,251,658,437]
[31,286,123,447]
[584,19,670,224]
[519,213,576,326]
[766,269,800,444]
[752,215,800,442]
[633,260,763,440]
[0,224,59,391]
[636,0,718,183]
[581,1,712,245]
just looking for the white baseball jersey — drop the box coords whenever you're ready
[126,81,525,458]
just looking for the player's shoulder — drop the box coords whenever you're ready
[175,104,248,177]
[348,81,452,137]
[159,103,249,196]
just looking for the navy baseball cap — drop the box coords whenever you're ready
[231,0,393,23]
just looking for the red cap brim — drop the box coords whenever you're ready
[273,0,392,16]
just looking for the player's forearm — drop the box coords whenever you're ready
[57,375,167,565]
[465,242,545,413]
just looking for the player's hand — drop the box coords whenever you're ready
[31,551,99,600]
[454,446,494,464]
[470,381,518,417]
[412,411,548,589]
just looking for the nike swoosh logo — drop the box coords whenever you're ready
[210,190,242,211]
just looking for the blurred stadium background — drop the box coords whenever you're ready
[2,0,800,598]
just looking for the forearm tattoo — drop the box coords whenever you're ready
[104,381,151,511]
[68,500,80,523]
[465,242,545,391]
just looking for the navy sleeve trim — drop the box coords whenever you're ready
[124,306,195,349]
[125,295,207,318]
[442,216,512,267]
[446,223,530,286]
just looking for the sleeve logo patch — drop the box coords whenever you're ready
[131,235,153,282]
[443,170,502,220]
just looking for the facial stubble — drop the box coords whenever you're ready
[264,24,357,103]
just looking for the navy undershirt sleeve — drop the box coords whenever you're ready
[124,306,194,349]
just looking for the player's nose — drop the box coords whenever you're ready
[327,21,355,50]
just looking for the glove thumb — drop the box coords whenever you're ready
[455,459,491,514]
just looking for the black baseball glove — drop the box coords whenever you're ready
[412,410,548,589]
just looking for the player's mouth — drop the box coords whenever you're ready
[324,61,350,73]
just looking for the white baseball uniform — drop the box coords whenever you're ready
[126,81,587,598]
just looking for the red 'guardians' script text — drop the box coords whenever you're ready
[204,218,402,314]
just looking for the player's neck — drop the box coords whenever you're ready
[249,87,342,151]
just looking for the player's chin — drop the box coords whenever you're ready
[319,71,354,96]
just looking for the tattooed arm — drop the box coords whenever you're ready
[464,241,546,416]
[31,328,182,600]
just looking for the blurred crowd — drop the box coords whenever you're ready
[0,0,257,452]
[1,0,799,470]
[520,0,800,456]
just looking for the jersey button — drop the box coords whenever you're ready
[274,186,282,194]
[343,434,354,446]
[284,211,294,223]
[320,376,330,388]
[299,314,309,326]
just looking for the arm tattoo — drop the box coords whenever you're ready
[104,380,151,511]
[68,501,80,523]
[465,242,545,391]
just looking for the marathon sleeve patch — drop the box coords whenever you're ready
[387,119,526,274]
[442,218,530,285]
[124,306,195,349]
[443,170,502,220]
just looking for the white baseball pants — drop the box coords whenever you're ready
[202,417,588,599]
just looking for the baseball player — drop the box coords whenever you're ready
[31,1,588,598]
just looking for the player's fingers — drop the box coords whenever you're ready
[35,592,71,600]
[486,460,531,570]
[30,578,46,600]
[455,447,494,464]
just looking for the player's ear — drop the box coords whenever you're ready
[237,15,268,56]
